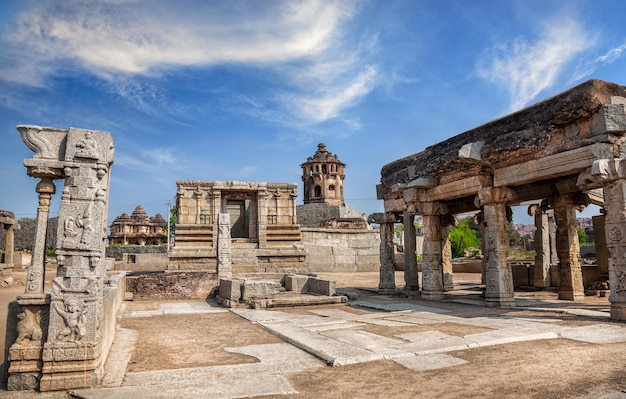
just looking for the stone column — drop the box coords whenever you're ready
[529,204,551,288]
[476,187,515,307]
[592,214,609,276]
[23,178,56,298]
[441,217,456,291]
[601,174,626,320]
[217,213,232,279]
[5,222,16,268]
[474,211,487,286]
[548,210,559,287]
[369,213,396,294]
[257,190,268,249]
[417,202,448,300]
[403,210,419,291]
[551,194,585,301]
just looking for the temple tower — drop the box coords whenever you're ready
[301,143,346,206]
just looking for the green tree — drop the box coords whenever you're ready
[576,228,588,245]
[449,217,481,258]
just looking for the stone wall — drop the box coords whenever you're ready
[297,203,367,228]
[301,228,380,272]
[126,271,218,300]
[105,245,167,261]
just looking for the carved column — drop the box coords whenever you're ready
[5,222,16,269]
[600,170,626,319]
[529,203,551,288]
[217,213,232,279]
[474,211,487,286]
[257,189,268,248]
[23,178,56,297]
[548,210,559,287]
[369,213,396,294]
[417,202,447,300]
[403,210,419,291]
[551,194,586,301]
[476,187,515,307]
[441,216,456,291]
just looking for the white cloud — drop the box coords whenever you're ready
[141,148,176,166]
[4,0,357,81]
[572,40,626,82]
[476,18,595,111]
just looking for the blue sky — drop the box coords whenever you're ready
[1,0,625,226]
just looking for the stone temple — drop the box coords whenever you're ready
[376,79,626,320]
[107,205,167,246]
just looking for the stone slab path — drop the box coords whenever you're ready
[67,295,626,399]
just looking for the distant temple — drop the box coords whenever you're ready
[108,205,168,245]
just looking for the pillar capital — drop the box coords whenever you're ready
[475,187,515,208]
[415,201,448,216]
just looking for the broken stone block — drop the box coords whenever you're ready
[284,274,310,293]
[241,280,276,300]
[308,278,336,296]
[219,279,243,301]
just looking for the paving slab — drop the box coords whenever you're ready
[101,327,137,387]
[371,331,476,357]
[559,324,626,344]
[393,353,469,371]
[306,321,368,332]
[383,314,446,325]
[359,317,421,327]
[224,342,321,366]
[258,320,383,366]
[464,327,559,346]
[349,300,451,313]
[320,329,405,349]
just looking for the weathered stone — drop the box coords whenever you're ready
[308,278,336,296]
[285,274,310,293]
[219,278,242,301]
[241,280,276,300]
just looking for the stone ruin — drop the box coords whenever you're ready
[5,125,125,391]
[376,79,626,320]
[0,210,18,275]
[107,205,168,246]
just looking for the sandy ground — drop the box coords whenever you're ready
[0,270,625,398]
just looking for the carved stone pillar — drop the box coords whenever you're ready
[592,214,609,276]
[5,222,16,269]
[476,187,515,307]
[441,216,456,292]
[548,210,559,287]
[257,190,268,248]
[601,174,626,319]
[23,178,56,298]
[529,204,550,288]
[369,213,396,294]
[474,212,487,286]
[217,213,232,279]
[403,210,419,291]
[9,125,114,392]
[551,194,586,301]
[417,202,447,300]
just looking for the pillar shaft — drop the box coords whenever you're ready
[552,195,585,301]
[23,178,55,297]
[419,201,447,300]
[477,187,515,307]
[442,224,454,291]
[403,211,418,291]
[548,211,559,287]
[378,214,396,293]
[5,223,15,266]
[602,178,626,320]
[530,205,550,288]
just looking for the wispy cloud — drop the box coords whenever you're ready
[4,0,355,80]
[1,0,375,129]
[572,40,626,82]
[476,18,595,111]
[141,147,175,166]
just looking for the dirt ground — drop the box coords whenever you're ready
[1,270,625,398]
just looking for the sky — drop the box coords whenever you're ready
[1,0,625,227]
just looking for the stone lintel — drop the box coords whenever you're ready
[495,144,612,188]
[427,176,482,201]
[383,198,406,213]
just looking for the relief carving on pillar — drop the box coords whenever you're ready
[12,308,43,347]
[52,297,87,342]
[474,187,515,208]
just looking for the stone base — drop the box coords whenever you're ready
[421,291,445,300]
[7,373,39,391]
[378,288,396,295]
[610,302,626,321]
[557,291,586,301]
[485,297,516,307]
